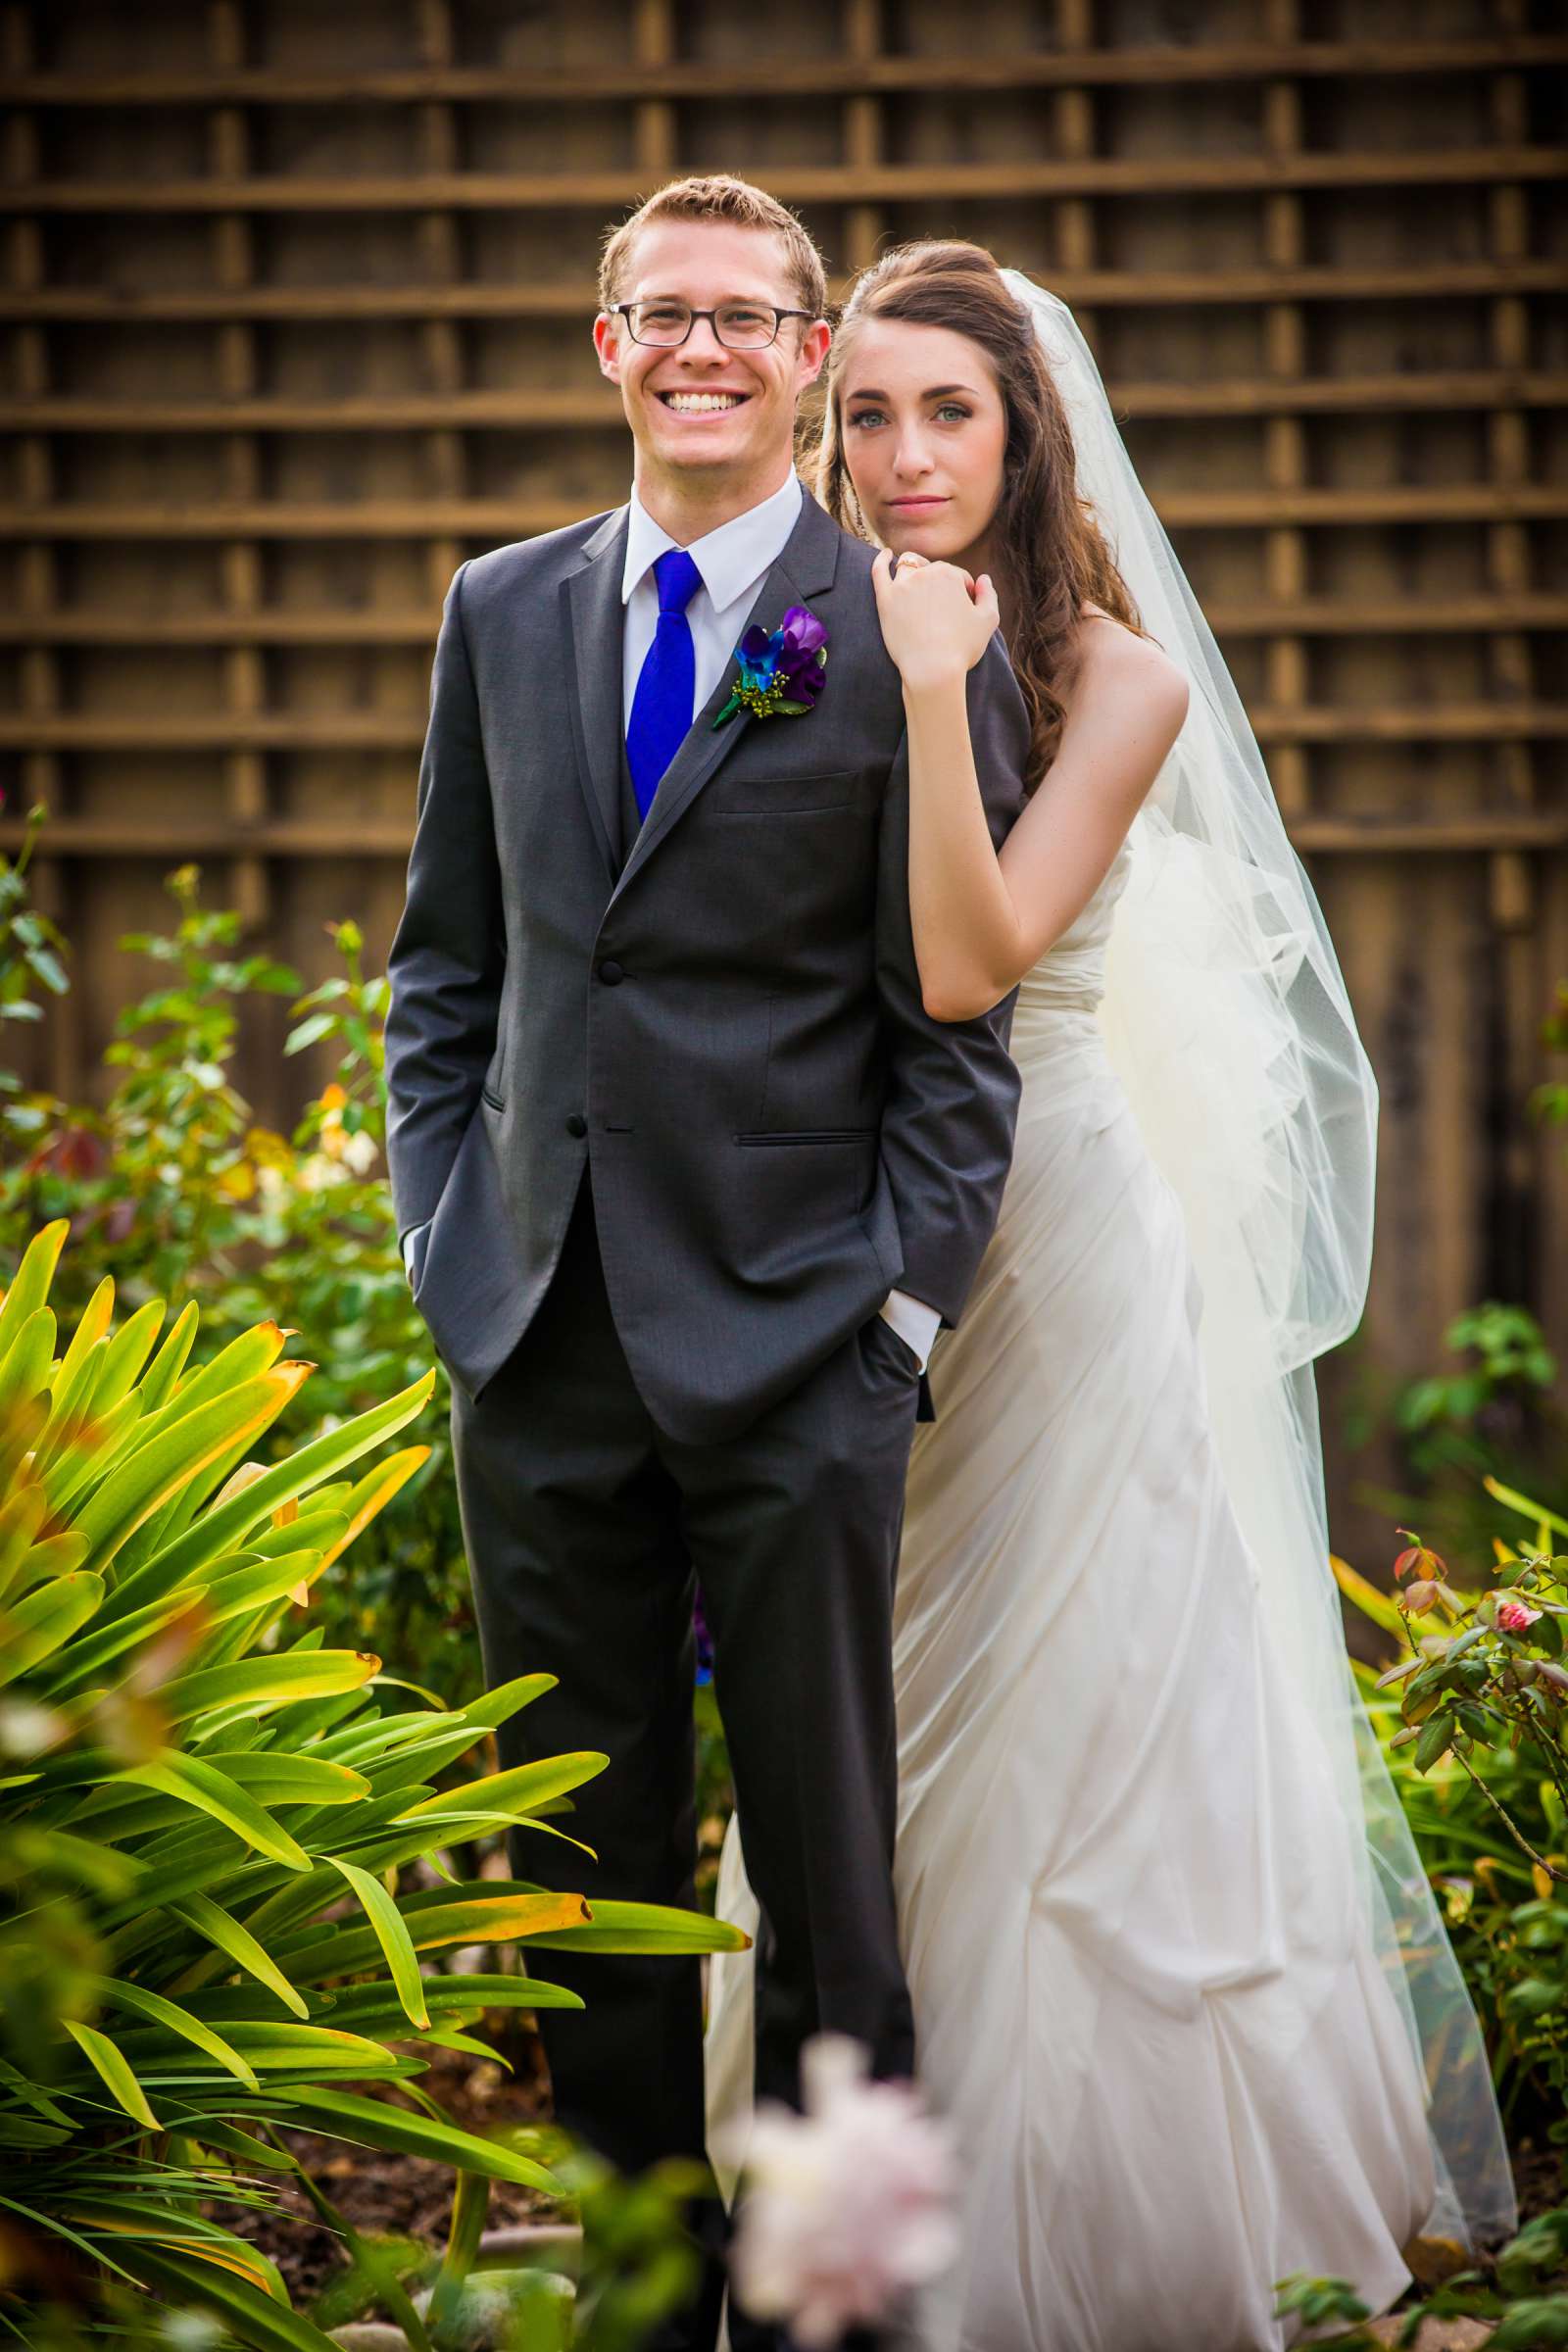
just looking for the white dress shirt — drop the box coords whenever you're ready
[621,466,805,728]
[406,472,941,1375]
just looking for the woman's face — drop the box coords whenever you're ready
[837,318,1007,566]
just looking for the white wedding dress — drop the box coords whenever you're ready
[706,835,1446,2352]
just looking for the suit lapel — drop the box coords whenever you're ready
[612,489,844,906]
[562,507,631,883]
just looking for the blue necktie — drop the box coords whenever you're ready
[626,548,704,824]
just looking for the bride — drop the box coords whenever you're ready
[706,242,1515,2350]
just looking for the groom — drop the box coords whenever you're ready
[385,174,1028,2347]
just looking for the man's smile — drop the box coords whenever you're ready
[658,388,751,413]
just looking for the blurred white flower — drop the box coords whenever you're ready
[729,2035,959,2348]
[339,1127,379,1175]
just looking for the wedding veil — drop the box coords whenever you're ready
[1001,270,1515,2250]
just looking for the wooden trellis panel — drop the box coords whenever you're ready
[1,0,1565,1552]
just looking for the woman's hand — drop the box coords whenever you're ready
[871,549,1001,693]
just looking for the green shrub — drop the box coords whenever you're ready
[1277,2200,1568,2344]
[0,848,739,1890]
[0,1219,744,2350]
[0,856,474,1704]
[1337,1482,1568,2151]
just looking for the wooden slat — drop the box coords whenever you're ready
[6,487,1563,538]
[1258,0,1310,827]
[208,0,270,945]
[1,0,1557,1570]
[11,369,1565,433]
[5,706,1563,752]
[6,261,1560,322]
[8,34,1565,104]
[1481,25,1542,1304]
[3,813,1561,859]
[3,0,79,1101]
[5,149,1563,213]
[0,596,1561,645]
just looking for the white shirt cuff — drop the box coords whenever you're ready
[401,1221,429,1281]
[879,1288,941,1373]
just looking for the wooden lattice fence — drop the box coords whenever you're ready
[2,0,1565,1549]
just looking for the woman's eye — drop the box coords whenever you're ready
[936,404,971,422]
[847,408,885,429]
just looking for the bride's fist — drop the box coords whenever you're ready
[871,547,1001,691]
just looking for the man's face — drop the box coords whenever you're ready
[594,220,830,490]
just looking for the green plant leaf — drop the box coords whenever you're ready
[223,1753,371,1809]
[41,1586,200,1691]
[118,2240,342,2352]
[202,1547,328,1625]
[158,1648,381,1726]
[277,1888,594,1983]
[113,1754,312,1871]
[63,2018,161,2130]
[135,1298,199,1415]
[323,1972,584,2021]
[325,1856,431,2030]
[270,2087,564,2193]
[89,1299,169,1427]
[113,1367,437,1616]
[166,1892,310,2018]
[521,1898,753,1955]
[180,2020,399,2074]
[0,1302,56,1418]
[0,1476,48,1599]
[0,1215,69,1367]
[392,1750,608,1825]
[76,1366,310,1581]
[0,1568,105,1686]
[89,1977,261,2091]
[427,2168,491,2340]
[1414,1711,1459,1773]
[1486,1477,1568,1543]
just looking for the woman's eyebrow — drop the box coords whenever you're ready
[845,382,980,402]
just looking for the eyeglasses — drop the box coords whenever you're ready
[607,300,816,351]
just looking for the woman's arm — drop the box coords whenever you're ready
[873,554,1189,1021]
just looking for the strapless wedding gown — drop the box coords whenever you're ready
[706,840,1440,2351]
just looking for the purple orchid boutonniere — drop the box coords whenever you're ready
[712,604,828,729]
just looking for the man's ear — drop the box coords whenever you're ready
[593,311,622,385]
[799,317,832,390]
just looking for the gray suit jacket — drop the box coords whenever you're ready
[385,487,1031,1446]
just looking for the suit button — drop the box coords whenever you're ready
[565,1113,587,1138]
[598,959,625,986]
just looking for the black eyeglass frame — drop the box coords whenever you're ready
[606,300,818,350]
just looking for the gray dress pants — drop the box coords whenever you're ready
[449,1177,921,2352]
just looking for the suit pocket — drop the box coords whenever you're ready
[710,770,867,816]
[734,1128,876,1147]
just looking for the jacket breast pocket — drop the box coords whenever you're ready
[710,769,871,816]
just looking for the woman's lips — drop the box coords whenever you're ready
[888,495,948,508]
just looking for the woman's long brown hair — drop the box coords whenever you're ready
[814,240,1146,792]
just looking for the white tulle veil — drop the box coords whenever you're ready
[1002,269,1515,2250]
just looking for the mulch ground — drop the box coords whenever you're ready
[225,2020,557,2309]
[228,2022,1565,2324]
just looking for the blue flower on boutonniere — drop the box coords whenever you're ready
[711,604,828,729]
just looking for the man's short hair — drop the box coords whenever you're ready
[598,174,828,322]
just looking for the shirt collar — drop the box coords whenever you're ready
[620,470,804,612]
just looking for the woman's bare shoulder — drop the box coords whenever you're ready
[1070,602,1189,718]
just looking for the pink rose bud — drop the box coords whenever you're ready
[1399,1579,1438,1614]
[729,2035,959,2348]
[1495,1596,1542,1635]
